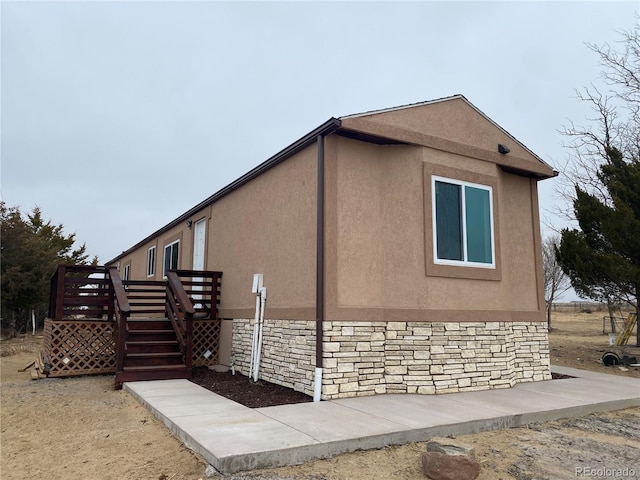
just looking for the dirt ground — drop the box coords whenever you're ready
[548,309,640,379]
[1,311,639,480]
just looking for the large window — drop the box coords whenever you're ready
[163,240,179,277]
[147,246,156,277]
[432,176,494,268]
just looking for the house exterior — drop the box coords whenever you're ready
[107,95,556,400]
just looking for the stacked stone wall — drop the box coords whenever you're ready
[232,319,316,396]
[232,319,551,400]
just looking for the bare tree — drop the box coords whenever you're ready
[542,235,572,329]
[552,23,640,346]
[555,22,640,219]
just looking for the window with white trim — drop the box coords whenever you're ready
[147,246,156,277]
[163,240,179,277]
[123,264,130,281]
[432,176,495,268]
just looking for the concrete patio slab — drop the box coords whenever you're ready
[124,367,640,475]
[517,376,640,401]
[257,401,410,443]
[552,365,639,384]
[330,392,507,426]
[442,384,590,414]
[126,380,250,417]
[124,378,196,397]
[126,380,321,473]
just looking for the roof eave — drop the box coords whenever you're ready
[107,117,342,265]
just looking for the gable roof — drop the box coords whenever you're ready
[339,94,555,178]
[343,94,548,165]
[107,95,555,264]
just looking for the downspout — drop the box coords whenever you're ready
[314,134,325,402]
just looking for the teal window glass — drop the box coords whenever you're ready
[435,181,463,260]
[434,178,493,266]
[465,186,493,264]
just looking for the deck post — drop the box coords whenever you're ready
[55,265,66,320]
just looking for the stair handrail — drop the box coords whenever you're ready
[165,270,195,369]
[108,267,131,376]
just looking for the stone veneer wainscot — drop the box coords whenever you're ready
[232,319,551,400]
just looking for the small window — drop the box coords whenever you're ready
[163,240,179,277]
[123,264,130,281]
[147,246,156,277]
[433,176,494,268]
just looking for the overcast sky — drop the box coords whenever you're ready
[1,1,637,299]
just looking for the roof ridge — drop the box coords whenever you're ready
[340,94,467,119]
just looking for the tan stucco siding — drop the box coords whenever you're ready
[110,101,547,325]
[499,173,541,312]
[108,146,318,321]
[351,97,536,161]
[341,98,554,181]
[326,135,543,321]
[135,240,157,278]
[333,140,428,309]
[116,229,183,279]
[210,145,317,319]
[158,226,187,274]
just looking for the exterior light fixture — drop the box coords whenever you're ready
[498,144,510,154]
[186,220,193,229]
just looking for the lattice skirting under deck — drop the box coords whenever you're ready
[43,319,117,377]
[192,319,221,367]
[42,319,221,377]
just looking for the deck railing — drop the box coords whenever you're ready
[166,271,195,369]
[108,267,131,375]
[164,270,223,369]
[48,265,114,321]
[173,270,222,320]
[46,265,222,377]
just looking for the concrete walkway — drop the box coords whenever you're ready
[124,366,640,474]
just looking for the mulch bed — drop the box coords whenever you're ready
[191,368,577,408]
[190,367,312,408]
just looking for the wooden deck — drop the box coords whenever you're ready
[42,265,222,388]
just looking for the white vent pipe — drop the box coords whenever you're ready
[248,274,266,382]
[313,367,323,402]
[253,286,267,382]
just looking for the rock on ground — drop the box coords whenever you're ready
[422,452,480,480]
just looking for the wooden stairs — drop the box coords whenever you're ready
[46,265,222,389]
[115,317,191,386]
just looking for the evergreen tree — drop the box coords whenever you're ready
[556,147,640,344]
[555,23,640,345]
[1,202,96,334]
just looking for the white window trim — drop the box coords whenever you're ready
[163,240,180,278]
[431,175,496,269]
[123,263,131,281]
[147,246,156,278]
